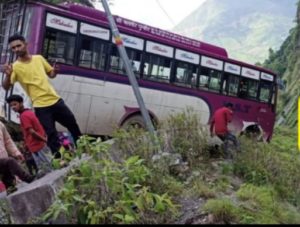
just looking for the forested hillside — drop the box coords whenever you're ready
[262,1,300,128]
[173,0,297,64]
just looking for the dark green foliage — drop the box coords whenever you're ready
[42,136,178,224]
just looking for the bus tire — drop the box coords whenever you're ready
[121,115,146,130]
[241,124,262,141]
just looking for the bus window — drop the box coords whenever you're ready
[109,46,142,76]
[199,67,222,92]
[248,80,259,99]
[259,80,273,103]
[78,36,108,70]
[209,70,222,92]
[144,54,171,82]
[222,73,240,96]
[175,61,198,87]
[228,75,240,96]
[43,29,76,65]
[238,78,259,100]
[199,67,209,89]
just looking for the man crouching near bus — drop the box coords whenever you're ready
[2,34,82,159]
[210,102,241,159]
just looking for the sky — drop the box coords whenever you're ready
[95,0,206,30]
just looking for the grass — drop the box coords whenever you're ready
[38,109,300,224]
[237,184,300,224]
[190,179,216,199]
[271,126,298,153]
[203,198,239,224]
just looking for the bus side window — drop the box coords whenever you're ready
[174,61,197,87]
[109,45,124,74]
[238,79,248,98]
[199,67,222,92]
[127,49,142,78]
[199,67,209,90]
[158,58,171,81]
[43,29,76,65]
[248,80,259,100]
[259,80,272,103]
[238,78,259,100]
[224,73,240,97]
[144,54,171,82]
[78,36,107,71]
[191,75,197,88]
[222,74,228,95]
[208,69,222,92]
[143,63,149,76]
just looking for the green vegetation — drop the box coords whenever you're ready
[37,108,299,224]
[234,137,300,205]
[190,179,216,199]
[262,1,300,127]
[42,136,178,224]
[271,126,298,153]
[203,198,239,223]
[236,184,300,224]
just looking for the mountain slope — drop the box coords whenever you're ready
[173,0,297,64]
[262,1,300,128]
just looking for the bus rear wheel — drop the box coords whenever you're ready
[241,124,262,141]
[121,115,147,130]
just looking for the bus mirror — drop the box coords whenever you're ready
[277,78,286,91]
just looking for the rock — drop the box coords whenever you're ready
[0,155,91,224]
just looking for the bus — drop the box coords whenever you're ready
[0,1,277,141]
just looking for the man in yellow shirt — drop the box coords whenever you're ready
[2,34,81,159]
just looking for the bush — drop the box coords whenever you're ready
[42,136,178,224]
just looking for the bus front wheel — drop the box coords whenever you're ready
[121,115,146,130]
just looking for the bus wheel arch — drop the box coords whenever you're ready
[120,112,158,130]
[240,124,263,141]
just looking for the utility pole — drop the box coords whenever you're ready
[100,0,162,153]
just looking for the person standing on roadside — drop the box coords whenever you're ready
[7,94,53,177]
[2,34,82,159]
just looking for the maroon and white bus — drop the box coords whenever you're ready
[0,1,278,141]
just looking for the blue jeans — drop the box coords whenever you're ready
[217,132,240,158]
[32,145,53,174]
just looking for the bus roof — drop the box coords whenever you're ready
[36,1,228,58]
[30,1,276,77]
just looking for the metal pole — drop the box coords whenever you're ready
[101,0,162,153]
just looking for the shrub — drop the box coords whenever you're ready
[42,136,178,224]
